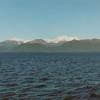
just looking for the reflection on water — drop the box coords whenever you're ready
[0,53,100,100]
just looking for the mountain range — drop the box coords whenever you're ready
[0,38,100,52]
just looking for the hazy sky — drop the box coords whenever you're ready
[0,0,100,40]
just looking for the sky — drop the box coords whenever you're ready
[0,0,100,41]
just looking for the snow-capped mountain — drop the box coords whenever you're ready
[26,39,47,45]
[45,36,80,43]
[2,35,80,44]
[0,36,100,52]
[52,35,80,43]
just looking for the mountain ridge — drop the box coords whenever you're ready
[0,38,100,52]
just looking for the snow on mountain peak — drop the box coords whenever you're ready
[54,36,79,42]
[46,35,80,43]
[6,35,80,44]
[8,37,30,43]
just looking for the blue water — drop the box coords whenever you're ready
[0,53,100,100]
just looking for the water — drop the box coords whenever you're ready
[0,53,100,100]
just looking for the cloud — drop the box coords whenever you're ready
[45,35,80,43]
[8,35,80,43]
[9,37,30,43]
[9,37,23,41]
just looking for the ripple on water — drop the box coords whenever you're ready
[0,92,16,100]
[0,53,100,100]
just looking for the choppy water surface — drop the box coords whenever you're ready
[0,53,100,100]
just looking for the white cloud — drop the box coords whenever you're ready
[45,35,80,43]
[8,35,80,43]
[9,37,30,43]
[9,37,23,41]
